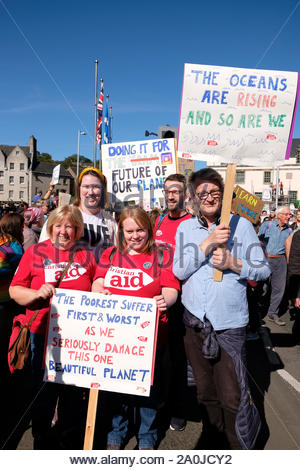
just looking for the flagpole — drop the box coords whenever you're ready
[109,106,113,142]
[93,59,98,168]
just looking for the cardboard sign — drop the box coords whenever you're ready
[58,192,71,207]
[44,289,157,396]
[52,164,61,185]
[102,138,177,208]
[232,185,264,224]
[178,63,299,166]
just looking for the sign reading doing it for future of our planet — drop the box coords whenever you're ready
[178,64,299,166]
[44,289,157,396]
[102,138,177,206]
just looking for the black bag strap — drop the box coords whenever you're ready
[26,251,76,329]
[109,246,118,262]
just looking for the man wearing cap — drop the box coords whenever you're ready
[259,206,291,326]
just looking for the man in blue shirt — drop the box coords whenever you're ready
[173,168,270,449]
[259,206,291,326]
[32,191,42,204]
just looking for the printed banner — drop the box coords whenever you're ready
[178,64,299,166]
[102,138,177,207]
[231,185,264,224]
[44,289,157,396]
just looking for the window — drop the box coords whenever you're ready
[9,190,13,198]
[19,191,24,199]
[20,176,24,184]
[264,171,271,183]
[9,176,14,184]
[16,150,19,155]
[9,162,14,170]
[0,184,3,191]
[236,171,245,184]
[20,163,25,171]
[288,191,297,202]
[0,171,3,177]
[255,192,262,199]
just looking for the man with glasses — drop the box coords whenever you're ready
[259,206,292,326]
[154,174,192,432]
[173,168,270,449]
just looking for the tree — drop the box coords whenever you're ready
[61,154,93,169]
[36,151,54,163]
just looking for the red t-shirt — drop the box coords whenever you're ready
[154,213,192,265]
[94,246,180,346]
[10,239,97,335]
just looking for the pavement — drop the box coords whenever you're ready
[1,308,300,451]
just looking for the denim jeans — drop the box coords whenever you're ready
[106,345,169,449]
[107,398,158,449]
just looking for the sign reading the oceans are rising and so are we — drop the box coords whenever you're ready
[102,138,177,207]
[44,289,157,397]
[178,64,299,166]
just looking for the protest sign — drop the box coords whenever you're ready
[102,138,177,208]
[262,188,272,202]
[178,63,299,166]
[52,164,61,185]
[232,185,264,224]
[44,289,157,396]
[58,192,71,207]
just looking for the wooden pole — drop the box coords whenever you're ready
[213,163,236,282]
[83,389,99,450]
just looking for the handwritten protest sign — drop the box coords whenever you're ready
[178,64,299,166]
[231,185,264,224]
[52,164,61,185]
[44,289,157,396]
[102,138,177,208]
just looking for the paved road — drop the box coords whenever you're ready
[2,311,300,451]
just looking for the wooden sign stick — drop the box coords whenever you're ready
[83,389,99,450]
[213,163,236,282]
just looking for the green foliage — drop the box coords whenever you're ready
[60,154,93,169]
[36,151,54,163]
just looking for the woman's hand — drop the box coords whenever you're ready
[36,283,56,301]
[92,278,111,294]
[154,294,168,312]
[101,289,112,295]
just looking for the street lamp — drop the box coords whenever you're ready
[77,130,86,177]
[145,130,158,137]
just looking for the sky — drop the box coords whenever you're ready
[1,0,300,163]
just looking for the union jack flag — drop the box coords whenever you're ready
[96,79,103,144]
[103,102,109,144]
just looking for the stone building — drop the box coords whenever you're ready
[0,136,74,203]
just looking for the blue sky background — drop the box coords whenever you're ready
[1,0,300,162]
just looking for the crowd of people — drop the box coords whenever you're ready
[0,166,300,451]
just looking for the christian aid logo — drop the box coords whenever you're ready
[104,267,153,290]
[44,262,86,283]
